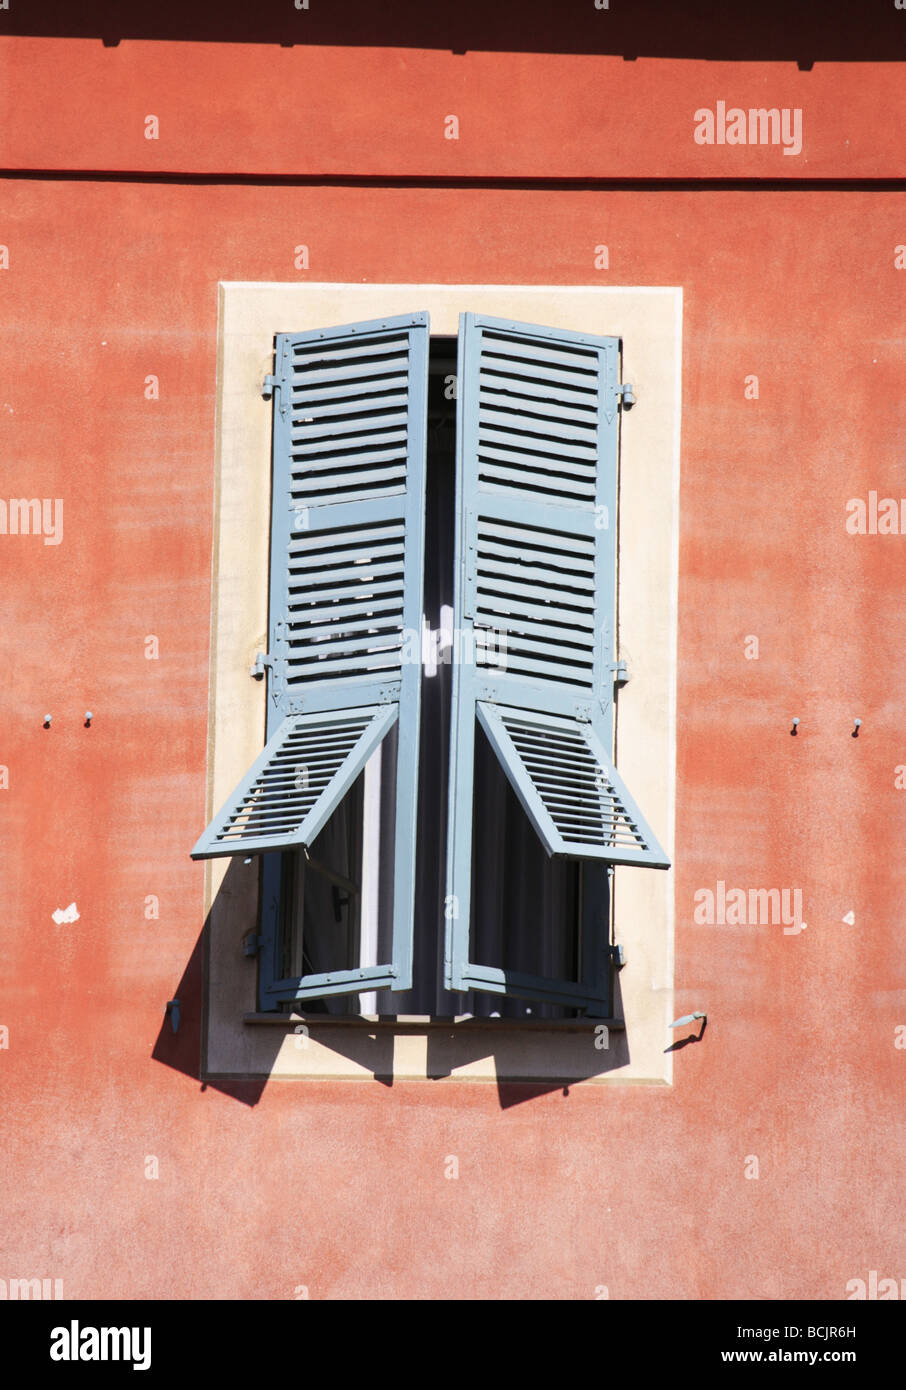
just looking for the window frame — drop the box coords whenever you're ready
[199,282,679,1085]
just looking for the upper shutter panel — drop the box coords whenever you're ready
[194,313,429,866]
[459,317,616,705]
[283,325,413,508]
[471,323,608,506]
[271,314,429,715]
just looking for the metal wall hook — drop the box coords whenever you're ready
[84,711,93,728]
[791,717,800,736]
[43,714,52,729]
[165,999,181,1034]
[852,718,862,738]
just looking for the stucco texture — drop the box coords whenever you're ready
[2,166,905,1295]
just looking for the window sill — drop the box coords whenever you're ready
[244,1013,624,1030]
[229,1012,636,1083]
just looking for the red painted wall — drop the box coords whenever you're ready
[2,19,906,1299]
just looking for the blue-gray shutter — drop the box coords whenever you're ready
[445,313,668,1009]
[193,313,429,1001]
[190,706,397,859]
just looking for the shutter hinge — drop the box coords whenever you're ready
[463,511,477,618]
[250,651,274,680]
[616,383,636,408]
[609,944,626,969]
[242,932,265,958]
[610,660,630,688]
[262,373,281,399]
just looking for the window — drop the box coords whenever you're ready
[193,307,669,1022]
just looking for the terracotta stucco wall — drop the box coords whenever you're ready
[2,24,906,1298]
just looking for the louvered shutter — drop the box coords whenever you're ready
[193,313,429,1000]
[445,313,668,1009]
[190,707,397,859]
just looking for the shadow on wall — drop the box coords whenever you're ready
[4,0,906,63]
[151,855,630,1110]
[151,859,280,1108]
[664,1015,707,1052]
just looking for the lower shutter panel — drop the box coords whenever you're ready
[476,703,669,868]
[191,705,397,860]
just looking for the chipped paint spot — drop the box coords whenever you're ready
[51,902,79,925]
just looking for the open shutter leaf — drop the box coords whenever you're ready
[195,312,429,1002]
[446,313,669,1009]
[476,703,669,868]
[191,705,397,860]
